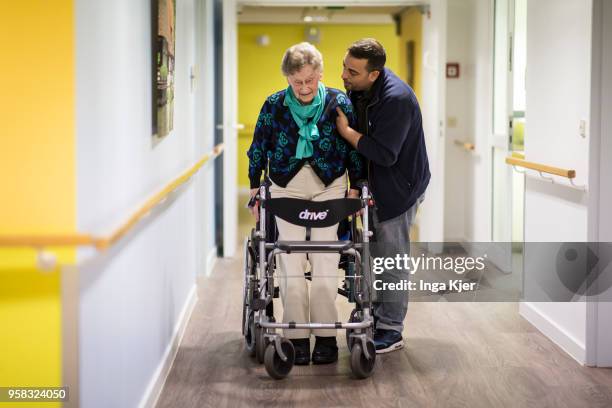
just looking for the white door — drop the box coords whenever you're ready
[489,0,515,272]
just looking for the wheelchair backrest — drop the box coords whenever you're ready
[263,198,361,228]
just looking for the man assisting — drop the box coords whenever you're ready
[335,38,430,354]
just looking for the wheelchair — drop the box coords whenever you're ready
[241,180,376,380]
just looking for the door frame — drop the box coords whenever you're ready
[233,0,448,246]
[216,0,239,258]
[586,0,612,368]
[488,0,516,272]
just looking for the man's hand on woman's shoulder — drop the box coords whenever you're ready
[335,107,350,134]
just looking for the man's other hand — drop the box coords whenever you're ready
[335,107,362,149]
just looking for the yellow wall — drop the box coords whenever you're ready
[0,1,75,403]
[397,7,423,101]
[237,24,400,187]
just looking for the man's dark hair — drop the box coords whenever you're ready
[347,38,386,72]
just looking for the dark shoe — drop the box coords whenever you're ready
[290,338,310,365]
[312,336,338,364]
[373,329,404,354]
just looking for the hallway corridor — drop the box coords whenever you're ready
[156,243,612,407]
[4,1,612,406]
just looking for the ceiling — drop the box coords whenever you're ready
[238,5,423,24]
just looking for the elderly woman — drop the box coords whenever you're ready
[247,42,365,365]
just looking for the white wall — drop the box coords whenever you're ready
[419,0,447,244]
[521,0,593,364]
[76,0,215,406]
[444,0,475,241]
[442,0,492,243]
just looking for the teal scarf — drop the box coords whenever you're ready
[284,82,327,159]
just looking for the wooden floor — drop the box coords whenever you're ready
[156,254,612,408]
[156,203,612,407]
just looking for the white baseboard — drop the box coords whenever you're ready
[139,285,198,408]
[519,302,586,364]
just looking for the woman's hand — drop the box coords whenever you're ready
[249,188,260,222]
[348,188,364,216]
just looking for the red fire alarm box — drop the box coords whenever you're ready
[446,63,460,78]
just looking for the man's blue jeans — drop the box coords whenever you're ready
[370,194,424,333]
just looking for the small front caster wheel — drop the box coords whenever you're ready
[350,340,376,379]
[245,313,256,357]
[255,325,267,364]
[264,339,295,380]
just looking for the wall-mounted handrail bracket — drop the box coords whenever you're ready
[538,171,555,183]
[569,178,586,190]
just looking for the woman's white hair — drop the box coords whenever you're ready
[281,42,323,76]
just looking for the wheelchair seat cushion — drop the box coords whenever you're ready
[264,198,361,228]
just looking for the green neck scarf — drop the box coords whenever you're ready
[284,82,327,159]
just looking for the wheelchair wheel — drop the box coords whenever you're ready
[350,340,376,379]
[244,312,256,356]
[255,325,267,364]
[242,237,254,336]
[264,339,295,380]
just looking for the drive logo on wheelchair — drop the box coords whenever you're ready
[298,209,329,221]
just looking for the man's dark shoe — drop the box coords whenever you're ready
[312,336,338,364]
[290,338,310,365]
[373,329,404,354]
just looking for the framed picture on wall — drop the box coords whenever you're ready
[152,0,176,144]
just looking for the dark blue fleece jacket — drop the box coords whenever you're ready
[349,68,430,221]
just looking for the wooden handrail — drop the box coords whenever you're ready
[505,156,575,179]
[0,234,96,247]
[0,144,224,250]
[453,140,475,151]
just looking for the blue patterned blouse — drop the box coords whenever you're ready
[247,87,366,190]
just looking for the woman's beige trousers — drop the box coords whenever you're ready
[269,164,347,339]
